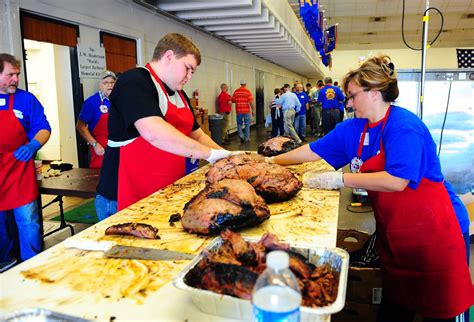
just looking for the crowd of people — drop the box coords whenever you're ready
[1,32,472,321]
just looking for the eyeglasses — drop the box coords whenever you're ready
[347,89,369,101]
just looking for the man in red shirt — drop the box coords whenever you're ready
[231,80,254,143]
[217,83,231,145]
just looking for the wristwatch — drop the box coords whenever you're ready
[90,141,98,147]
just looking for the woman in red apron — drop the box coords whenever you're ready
[273,55,473,321]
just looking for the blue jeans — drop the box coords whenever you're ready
[0,200,41,261]
[95,194,117,221]
[294,114,306,139]
[236,113,251,141]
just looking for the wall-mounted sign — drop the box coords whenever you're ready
[77,44,106,79]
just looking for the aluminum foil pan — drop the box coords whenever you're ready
[4,308,90,322]
[173,237,349,321]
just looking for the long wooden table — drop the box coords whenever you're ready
[37,168,100,239]
[0,161,339,321]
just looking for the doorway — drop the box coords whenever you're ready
[20,11,83,167]
[255,70,265,125]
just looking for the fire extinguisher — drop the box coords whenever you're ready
[193,89,199,107]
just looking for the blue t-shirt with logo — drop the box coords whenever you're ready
[295,91,309,116]
[309,105,469,233]
[78,92,110,133]
[317,85,345,112]
[0,89,51,141]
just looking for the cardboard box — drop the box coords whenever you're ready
[337,230,383,305]
[332,301,379,322]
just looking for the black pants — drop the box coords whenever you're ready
[271,108,284,137]
[322,108,341,134]
[377,296,467,322]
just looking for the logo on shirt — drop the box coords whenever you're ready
[325,88,336,100]
[99,105,108,113]
[13,109,23,119]
[350,156,363,173]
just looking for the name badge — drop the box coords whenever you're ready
[99,105,108,113]
[0,98,5,106]
[363,132,370,146]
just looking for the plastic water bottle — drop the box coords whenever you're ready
[252,250,302,322]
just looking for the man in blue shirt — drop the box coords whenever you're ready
[317,77,345,135]
[76,70,116,169]
[275,84,302,143]
[294,83,309,142]
[0,53,51,272]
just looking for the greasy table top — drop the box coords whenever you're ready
[0,160,339,321]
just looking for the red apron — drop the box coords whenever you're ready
[117,64,194,210]
[358,107,473,318]
[0,94,38,210]
[89,102,109,169]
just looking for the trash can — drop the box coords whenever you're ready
[208,114,224,145]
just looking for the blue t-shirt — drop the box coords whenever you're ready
[78,92,110,133]
[0,89,51,141]
[295,91,309,116]
[317,85,345,112]
[309,105,469,233]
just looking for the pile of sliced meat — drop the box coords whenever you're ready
[182,179,270,235]
[206,153,302,203]
[185,230,339,307]
[258,136,300,156]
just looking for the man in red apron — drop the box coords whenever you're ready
[96,33,232,212]
[272,55,473,321]
[76,70,116,169]
[0,54,51,271]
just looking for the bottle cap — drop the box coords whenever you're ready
[266,250,289,271]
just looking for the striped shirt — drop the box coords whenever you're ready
[231,86,253,114]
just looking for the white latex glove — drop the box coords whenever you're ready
[303,171,344,190]
[205,149,232,163]
[230,151,247,156]
[264,156,274,164]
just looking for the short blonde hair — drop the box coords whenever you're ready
[342,55,399,102]
[152,33,201,65]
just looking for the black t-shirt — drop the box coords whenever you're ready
[97,67,199,200]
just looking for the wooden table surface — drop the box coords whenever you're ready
[38,168,100,198]
[1,160,340,321]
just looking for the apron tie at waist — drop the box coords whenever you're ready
[107,138,137,148]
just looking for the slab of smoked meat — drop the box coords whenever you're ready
[182,179,270,235]
[105,222,160,239]
[206,153,302,203]
[258,136,300,156]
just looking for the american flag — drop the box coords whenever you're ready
[456,49,473,68]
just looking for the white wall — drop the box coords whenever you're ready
[312,47,474,84]
[10,0,307,120]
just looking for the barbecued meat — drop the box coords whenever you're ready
[185,260,258,300]
[105,223,160,239]
[185,231,339,307]
[258,136,300,156]
[206,153,302,203]
[182,179,270,235]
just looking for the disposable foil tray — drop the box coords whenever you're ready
[4,308,90,322]
[173,237,349,321]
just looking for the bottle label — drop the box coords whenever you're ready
[253,306,300,322]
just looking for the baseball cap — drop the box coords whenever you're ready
[240,80,247,85]
[100,70,116,80]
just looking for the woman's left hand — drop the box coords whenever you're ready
[303,171,344,190]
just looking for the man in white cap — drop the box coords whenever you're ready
[231,80,254,143]
[76,70,116,169]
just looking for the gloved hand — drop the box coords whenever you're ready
[205,149,232,163]
[14,139,42,162]
[230,151,247,156]
[303,171,344,190]
[264,156,274,164]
